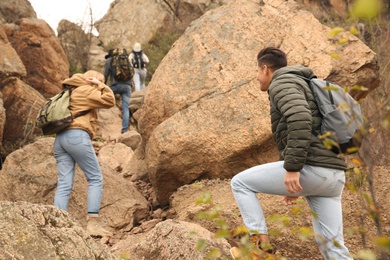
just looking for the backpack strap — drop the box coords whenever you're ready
[65,84,91,119]
[73,110,91,119]
[288,73,323,137]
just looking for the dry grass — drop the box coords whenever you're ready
[360,15,390,166]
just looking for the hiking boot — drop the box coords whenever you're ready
[86,217,113,237]
[251,235,277,254]
[230,235,277,259]
[230,246,276,259]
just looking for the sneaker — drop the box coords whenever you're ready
[251,235,277,254]
[259,241,277,254]
[86,217,113,237]
[230,246,276,259]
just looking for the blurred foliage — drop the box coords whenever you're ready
[351,0,383,20]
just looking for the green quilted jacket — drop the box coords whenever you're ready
[268,65,347,172]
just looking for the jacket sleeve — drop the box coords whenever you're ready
[86,83,116,109]
[269,79,312,172]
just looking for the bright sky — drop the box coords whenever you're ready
[28,0,113,35]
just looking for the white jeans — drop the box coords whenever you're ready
[133,68,147,91]
[231,161,353,259]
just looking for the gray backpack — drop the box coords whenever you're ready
[297,75,364,154]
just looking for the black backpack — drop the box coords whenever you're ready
[111,48,134,81]
[132,50,145,69]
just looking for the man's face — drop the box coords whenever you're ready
[257,65,272,92]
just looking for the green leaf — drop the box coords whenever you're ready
[215,229,230,238]
[351,0,382,21]
[215,219,228,229]
[196,239,207,251]
[205,248,222,259]
[328,52,341,59]
[328,27,345,37]
[375,236,390,252]
[293,227,314,240]
[338,38,349,45]
[195,192,212,204]
[349,26,359,35]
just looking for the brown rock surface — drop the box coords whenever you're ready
[95,0,233,51]
[0,0,36,24]
[0,1,388,259]
[0,137,150,231]
[0,24,26,81]
[4,18,69,98]
[0,92,4,150]
[95,106,123,142]
[168,167,390,260]
[1,77,45,155]
[137,0,380,204]
[0,201,119,259]
[111,219,231,259]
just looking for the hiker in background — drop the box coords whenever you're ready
[230,47,353,259]
[104,48,133,133]
[53,70,115,238]
[129,42,149,91]
[105,48,114,60]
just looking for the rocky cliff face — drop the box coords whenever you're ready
[0,0,36,23]
[95,0,233,51]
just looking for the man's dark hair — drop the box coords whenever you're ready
[257,47,287,71]
[105,49,114,59]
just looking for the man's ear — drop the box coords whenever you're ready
[263,65,271,75]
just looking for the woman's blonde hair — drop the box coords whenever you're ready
[84,70,105,83]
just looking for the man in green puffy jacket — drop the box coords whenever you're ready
[231,47,353,259]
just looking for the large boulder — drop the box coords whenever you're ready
[95,0,233,51]
[95,106,123,142]
[1,77,45,156]
[0,24,26,81]
[135,0,380,204]
[0,0,36,24]
[57,19,93,73]
[4,18,69,98]
[111,219,231,259]
[0,201,119,259]
[0,16,69,157]
[0,23,28,155]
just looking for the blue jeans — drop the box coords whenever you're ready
[110,83,131,133]
[54,129,103,213]
[231,161,353,260]
[133,69,147,91]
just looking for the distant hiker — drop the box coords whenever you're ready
[105,48,114,59]
[230,47,353,259]
[129,42,149,91]
[53,70,115,238]
[104,48,133,133]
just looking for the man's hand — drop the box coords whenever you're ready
[284,171,302,194]
[283,196,300,205]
